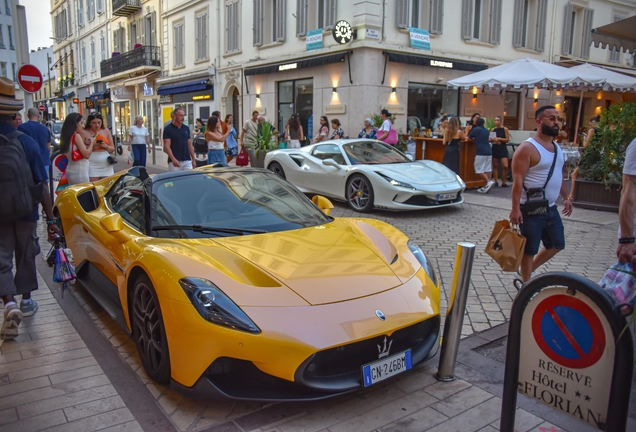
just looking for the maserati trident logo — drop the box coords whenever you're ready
[375,310,386,321]
[377,337,393,359]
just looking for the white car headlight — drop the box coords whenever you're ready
[456,175,466,188]
[377,173,416,190]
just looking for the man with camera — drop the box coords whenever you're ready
[510,105,573,281]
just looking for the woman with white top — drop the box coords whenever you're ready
[84,113,115,181]
[205,115,231,166]
[128,115,151,167]
[314,116,329,143]
[377,109,392,143]
[60,113,92,185]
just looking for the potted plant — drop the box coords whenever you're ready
[575,102,636,212]
[58,77,63,90]
[68,72,74,86]
[244,121,278,168]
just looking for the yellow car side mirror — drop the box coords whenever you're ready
[100,213,130,242]
[312,195,334,216]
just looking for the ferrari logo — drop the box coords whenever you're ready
[377,337,393,359]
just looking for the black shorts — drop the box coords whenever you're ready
[492,143,509,159]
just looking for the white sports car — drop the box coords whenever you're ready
[264,139,466,212]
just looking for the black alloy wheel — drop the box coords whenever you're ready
[268,162,286,180]
[346,174,374,212]
[131,274,171,383]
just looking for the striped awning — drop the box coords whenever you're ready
[591,15,636,54]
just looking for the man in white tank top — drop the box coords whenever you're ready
[510,106,573,281]
[617,137,636,263]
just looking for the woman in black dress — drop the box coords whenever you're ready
[490,115,510,187]
[442,117,466,176]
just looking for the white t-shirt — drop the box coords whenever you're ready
[129,125,149,145]
[619,137,636,237]
[379,119,392,132]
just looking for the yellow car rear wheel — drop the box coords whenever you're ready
[131,273,171,384]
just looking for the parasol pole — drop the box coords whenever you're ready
[572,87,584,146]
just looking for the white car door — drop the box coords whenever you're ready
[300,144,348,199]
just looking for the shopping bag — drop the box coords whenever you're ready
[599,262,636,311]
[236,147,249,167]
[485,220,526,272]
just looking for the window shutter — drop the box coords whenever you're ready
[396,0,408,29]
[325,0,336,30]
[580,8,593,59]
[489,0,502,45]
[196,16,201,59]
[535,0,548,52]
[461,0,472,40]
[140,17,146,46]
[97,0,102,13]
[225,3,231,52]
[275,0,285,41]
[296,0,307,37]
[128,22,132,51]
[151,11,157,46]
[430,0,444,35]
[561,2,573,55]
[511,0,524,47]
[253,0,263,46]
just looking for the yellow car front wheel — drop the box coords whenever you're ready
[131,274,171,384]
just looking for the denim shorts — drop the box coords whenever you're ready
[226,146,239,157]
[520,205,565,255]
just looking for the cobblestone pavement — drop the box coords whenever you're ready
[0,178,619,432]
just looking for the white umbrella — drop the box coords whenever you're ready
[447,57,605,90]
[570,63,636,92]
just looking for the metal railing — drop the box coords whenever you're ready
[112,0,141,16]
[100,46,161,78]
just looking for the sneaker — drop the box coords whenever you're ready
[20,299,39,317]
[501,183,509,188]
[1,304,23,340]
[476,186,487,193]
[492,182,499,187]
[484,181,495,193]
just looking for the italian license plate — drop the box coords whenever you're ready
[437,192,457,201]
[362,349,412,387]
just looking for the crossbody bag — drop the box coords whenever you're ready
[520,142,558,216]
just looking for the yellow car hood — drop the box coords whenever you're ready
[214,218,407,305]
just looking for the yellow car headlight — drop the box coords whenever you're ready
[407,241,438,287]
[179,278,260,334]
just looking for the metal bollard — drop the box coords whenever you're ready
[436,242,476,381]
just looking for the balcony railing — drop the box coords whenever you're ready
[112,0,141,17]
[100,46,161,78]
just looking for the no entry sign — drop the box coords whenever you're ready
[17,64,43,93]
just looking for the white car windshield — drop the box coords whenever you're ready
[343,141,409,165]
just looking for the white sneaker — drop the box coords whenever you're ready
[477,187,487,193]
[484,181,495,193]
[1,304,23,340]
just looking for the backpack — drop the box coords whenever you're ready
[0,131,42,222]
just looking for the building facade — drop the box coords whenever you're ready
[30,46,57,120]
[51,0,76,119]
[0,0,18,85]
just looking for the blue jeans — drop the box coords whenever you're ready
[132,144,147,167]
[208,149,227,166]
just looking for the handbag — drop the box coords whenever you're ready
[236,147,249,167]
[485,220,527,272]
[520,142,558,216]
[107,154,117,165]
[382,127,398,145]
[71,134,83,161]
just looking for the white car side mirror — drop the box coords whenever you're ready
[322,158,341,168]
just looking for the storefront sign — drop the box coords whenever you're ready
[306,28,323,51]
[366,28,380,39]
[254,107,266,115]
[192,94,211,101]
[430,59,453,68]
[159,94,173,104]
[325,104,346,114]
[85,98,95,109]
[410,28,431,50]
[114,86,135,100]
[278,63,298,71]
[500,274,633,432]
[143,83,154,97]
[380,104,405,115]
[333,20,353,44]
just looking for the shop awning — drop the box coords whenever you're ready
[592,15,636,54]
[157,80,210,95]
[385,52,488,72]
[62,91,75,99]
[89,89,110,101]
[52,98,65,102]
[244,52,347,76]
[124,71,159,86]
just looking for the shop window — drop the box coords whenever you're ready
[195,11,208,61]
[396,0,443,35]
[226,0,240,52]
[277,78,313,139]
[562,3,594,59]
[512,0,548,52]
[461,0,501,44]
[406,83,459,131]
[608,14,625,64]
[297,0,336,36]
[173,22,184,67]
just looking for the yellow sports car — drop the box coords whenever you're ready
[54,166,441,400]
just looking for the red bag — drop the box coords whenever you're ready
[236,147,249,167]
[71,133,83,161]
